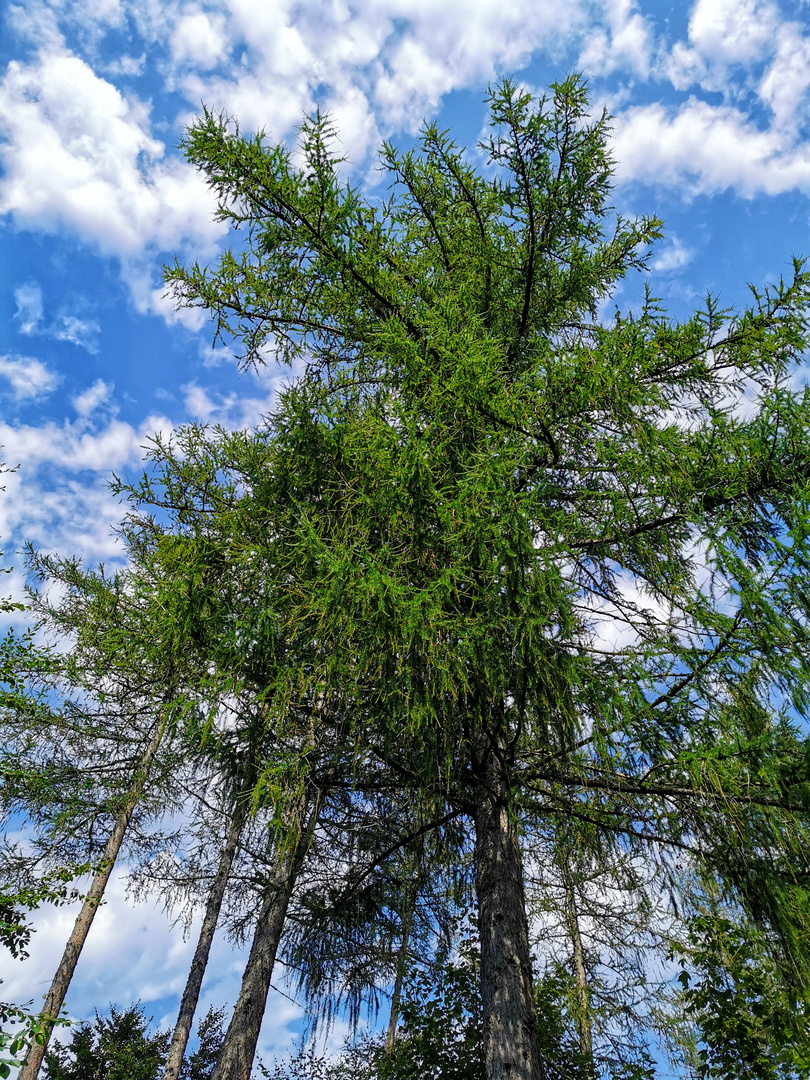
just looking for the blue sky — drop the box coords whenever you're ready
[2,0,810,1066]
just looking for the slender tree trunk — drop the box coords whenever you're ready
[561,860,594,1078]
[472,754,543,1080]
[162,807,244,1080]
[384,879,418,1055]
[19,717,166,1080]
[212,793,318,1080]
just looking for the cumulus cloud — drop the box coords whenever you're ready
[170,7,229,68]
[579,0,654,78]
[72,379,113,417]
[0,355,60,401]
[0,400,175,570]
[0,404,172,484]
[14,283,44,335]
[759,22,810,131]
[0,49,225,259]
[0,867,305,1059]
[368,0,584,129]
[688,0,778,64]
[650,236,695,273]
[129,271,208,332]
[162,0,585,142]
[5,0,64,52]
[612,97,810,197]
[658,0,810,137]
[53,314,101,353]
[181,382,277,429]
[665,0,781,91]
[104,53,146,76]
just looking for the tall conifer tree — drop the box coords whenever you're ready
[147,76,810,1078]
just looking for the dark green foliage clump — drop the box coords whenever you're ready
[43,1005,170,1080]
[41,1004,226,1080]
[677,911,810,1080]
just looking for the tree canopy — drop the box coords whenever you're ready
[9,74,810,1080]
[155,74,810,1080]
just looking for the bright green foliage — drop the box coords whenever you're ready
[380,953,485,1080]
[0,1013,69,1080]
[676,910,810,1079]
[0,495,82,1077]
[165,75,810,961]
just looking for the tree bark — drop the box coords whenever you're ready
[561,859,594,1079]
[19,716,166,1080]
[472,755,543,1080]
[384,878,417,1055]
[162,807,244,1080]
[212,793,318,1080]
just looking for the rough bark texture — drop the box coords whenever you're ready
[162,809,244,1080]
[473,757,543,1080]
[212,795,317,1080]
[561,862,594,1078]
[19,718,165,1080]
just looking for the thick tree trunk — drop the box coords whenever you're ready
[19,717,166,1080]
[162,807,244,1080]
[473,757,543,1080]
[212,793,318,1080]
[561,861,594,1078]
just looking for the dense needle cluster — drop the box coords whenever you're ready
[6,78,810,1080]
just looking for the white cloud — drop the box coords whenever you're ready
[13,283,100,352]
[0,0,590,336]
[0,400,175,564]
[104,53,147,76]
[163,0,584,142]
[54,314,101,353]
[612,98,810,197]
[86,0,124,27]
[72,379,113,417]
[0,412,171,478]
[181,382,277,428]
[14,283,44,335]
[0,49,225,259]
[0,355,59,401]
[368,0,583,129]
[650,236,695,273]
[137,276,208,332]
[665,0,781,92]
[171,7,229,69]
[687,0,779,66]
[0,470,129,562]
[759,22,810,131]
[579,0,654,78]
[5,0,64,52]
[0,865,309,1061]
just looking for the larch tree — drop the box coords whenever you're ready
[8,553,195,1080]
[15,525,277,1080]
[134,75,810,1079]
[110,422,476,1080]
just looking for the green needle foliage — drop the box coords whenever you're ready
[157,74,810,1076]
